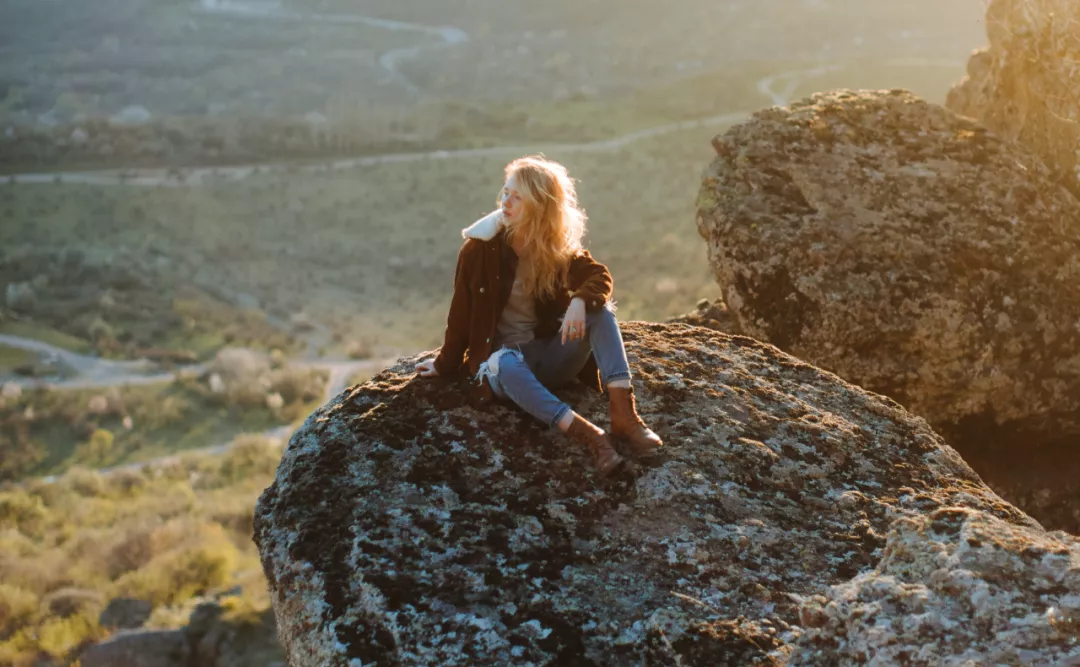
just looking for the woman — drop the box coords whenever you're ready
[415,155,662,475]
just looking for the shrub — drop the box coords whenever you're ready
[41,588,104,619]
[20,478,66,509]
[75,429,116,464]
[130,393,192,430]
[35,610,100,659]
[106,468,150,496]
[103,526,153,580]
[267,367,325,405]
[113,527,240,606]
[0,490,48,536]
[0,583,38,639]
[213,436,281,487]
[223,383,267,410]
[0,425,45,482]
[61,468,107,498]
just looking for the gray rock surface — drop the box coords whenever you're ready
[78,629,190,667]
[254,322,1047,666]
[790,506,1080,666]
[99,597,153,630]
[696,89,1080,441]
[947,0,1080,199]
[666,298,741,336]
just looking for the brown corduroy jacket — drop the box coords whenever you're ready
[433,211,614,407]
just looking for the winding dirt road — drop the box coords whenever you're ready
[1,333,393,401]
[193,0,467,94]
[5,331,398,484]
[5,57,964,188]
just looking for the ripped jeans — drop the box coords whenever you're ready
[477,304,632,429]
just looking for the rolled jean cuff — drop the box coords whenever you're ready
[602,370,632,386]
[550,403,573,430]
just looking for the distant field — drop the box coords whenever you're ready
[0,322,93,353]
[1,58,974,357]
[0,344,37,374]
[785,60,969,104]
[0,0,983,127]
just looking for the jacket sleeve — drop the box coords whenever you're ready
[433,241,474,376]
[568,249,613,312]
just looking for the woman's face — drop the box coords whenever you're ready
[500,174,525,223]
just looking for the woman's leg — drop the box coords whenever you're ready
[529,304,632,389]
[485,346,573,429]
[484,345,624,473]
[527,305,663,458]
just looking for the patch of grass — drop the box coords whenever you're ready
[0,345,37,374]
[165,290,298,360]
[0,322,93,354]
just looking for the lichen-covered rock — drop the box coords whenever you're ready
[790,506,1080,666]
[947,0,1080,199]
[666,298,741,335]
[254,322,1037,666]
[696,89,1080,441]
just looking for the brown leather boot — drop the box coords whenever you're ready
[566,414,625,475]
[608,385,663,458]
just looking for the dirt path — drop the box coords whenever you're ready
[1,332,393,399]
[6,109,757,187]
[4,330,400,484]
[4,57,966,188]
[193,0,467,94]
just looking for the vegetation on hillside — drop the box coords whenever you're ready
[0,438,285,666]
[0,363,325,481]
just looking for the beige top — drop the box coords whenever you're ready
[495,262,537,347]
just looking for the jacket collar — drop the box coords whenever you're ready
[461,210,504,241]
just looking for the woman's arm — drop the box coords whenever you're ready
[567,249,613,312]
[431,241,476,376]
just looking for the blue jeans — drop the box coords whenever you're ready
[478,304,632,429]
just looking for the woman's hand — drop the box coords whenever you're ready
[560,297,587,344]
[415,359,439,377]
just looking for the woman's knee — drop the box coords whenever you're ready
[586,301,618,327]
[492,348,529,381]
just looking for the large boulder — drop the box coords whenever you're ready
[254,322,1052,666]
[696,89,1080,442]
[946,0,1080,199]
[790,506,1080,665]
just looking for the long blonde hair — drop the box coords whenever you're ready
[499,155,587,301]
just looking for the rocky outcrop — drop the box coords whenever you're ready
[790,506,1080,665]
[78,629,190,667]
[253,322,1058,666]
[666,298,741,335]
[78,600,276,667]
[696,89,1080,445]
[946,0,1080,199]
[99,597,153,630]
